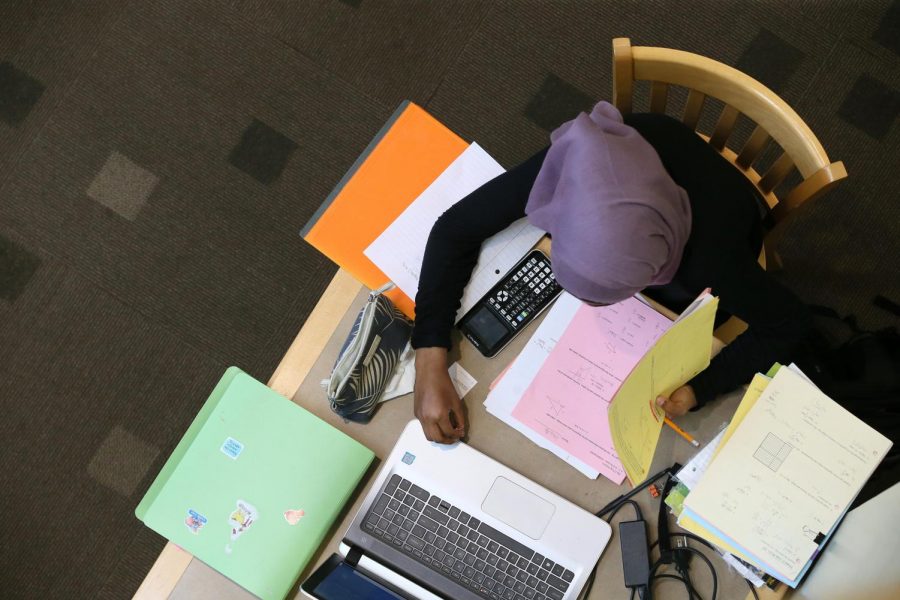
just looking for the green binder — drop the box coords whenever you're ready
[136,367,374,599]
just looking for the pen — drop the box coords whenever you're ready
[664,417,700,447]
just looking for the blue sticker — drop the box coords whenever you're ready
[401,452,415,465]
[185,509,208,534]
[221,437,244,459]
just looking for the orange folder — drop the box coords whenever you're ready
[301,101,468,318]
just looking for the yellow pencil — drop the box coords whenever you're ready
[664,417,700,447]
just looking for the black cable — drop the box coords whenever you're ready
[676,564,698,600]
[667,546,717,600]
[745,578,760,600]
[595,466,677,519]
[604,498,643,523]
[651,574,693,599]
[653,533,765,600]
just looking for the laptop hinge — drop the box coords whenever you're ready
[345,545,364,567]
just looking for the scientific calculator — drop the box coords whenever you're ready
[458,249,563,357]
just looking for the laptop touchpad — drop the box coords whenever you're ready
[481,477,556,540]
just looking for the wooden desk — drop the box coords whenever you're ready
[135,268,785,600]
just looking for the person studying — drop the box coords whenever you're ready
[412,101,811,444]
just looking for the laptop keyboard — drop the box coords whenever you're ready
[362,474,575,600]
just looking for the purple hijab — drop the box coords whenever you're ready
[525,101,691,304]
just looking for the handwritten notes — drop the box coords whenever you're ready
[683,367,893,584]
[511,298,670,483]
[364,143,545,321]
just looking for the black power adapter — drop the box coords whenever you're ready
[619,519,650,589]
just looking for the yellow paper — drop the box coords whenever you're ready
[712,373,770,460]
[609,297,719,484]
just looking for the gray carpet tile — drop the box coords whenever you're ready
[0,230,41,302]
[873,0,900,56]
[0,0,124,193]
[773,42,900,328]
[787,0,899,61]
[838,73,900,140]
[0,251,225,598]
[0,5,387,378]
[0,61,45,126]
[86,151,161,221]
[793,40,899,190]
[95,526,168,600]
[234,0,490,106]
[775,180,900,330]
[228,118,299,185]
[734,28,806,96]
[524,72,596,132]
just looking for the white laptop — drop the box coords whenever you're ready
[302,420,612,600]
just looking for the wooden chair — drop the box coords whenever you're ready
[611,37,847,342]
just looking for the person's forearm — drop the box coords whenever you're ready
[411,147,549,350]
[415,347,448,372]
[689,311,812,408]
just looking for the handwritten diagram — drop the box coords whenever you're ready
[754,433,793,472]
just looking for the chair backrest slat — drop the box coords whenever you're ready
[626,45,829,177]
[736,126,770,169]
[612,37,846,269]
[759,153,795,194]
[710,105,740,151]
[682,89,705,130]
[649,81,668,114]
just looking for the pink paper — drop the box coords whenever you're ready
[511,297,671,482]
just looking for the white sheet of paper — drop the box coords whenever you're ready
[676,428,727,491]
[684,367,893,582]
[364,143,545,321]
[484,292,601,478]
[448,362,477,398]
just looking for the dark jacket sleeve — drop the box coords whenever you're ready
[687,253,813,407]
[412,148,549,349]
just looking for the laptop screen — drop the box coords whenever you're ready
[308,561,405,600]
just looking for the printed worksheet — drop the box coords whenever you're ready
[510,296,672,483]
[364,143,545,321]
[484,292,600,477]
[683,367,893,583]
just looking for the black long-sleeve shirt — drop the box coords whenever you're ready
[412,113,811,408]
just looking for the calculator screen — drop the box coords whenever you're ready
[468,305,509,350]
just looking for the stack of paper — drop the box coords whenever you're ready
[675,366,893,587]
[485,291,718,484]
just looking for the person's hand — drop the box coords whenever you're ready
[414,347,467,444]
[656,385,697,418]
